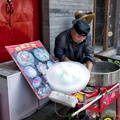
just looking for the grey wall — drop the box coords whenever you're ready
[49,0,94,56]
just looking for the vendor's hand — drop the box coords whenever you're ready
[86,61,93,73]
[64,57,71,61]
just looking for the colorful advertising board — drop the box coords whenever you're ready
[5,40,55,99]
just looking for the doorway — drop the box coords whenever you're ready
[93,0,119,54]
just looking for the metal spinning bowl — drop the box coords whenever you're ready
[89,61,120,87]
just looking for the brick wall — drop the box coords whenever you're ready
[49,0,94,56]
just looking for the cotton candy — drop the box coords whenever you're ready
[47,61,90,93]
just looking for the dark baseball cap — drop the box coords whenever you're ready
[73,19,90,36]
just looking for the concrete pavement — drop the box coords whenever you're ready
[23,100,117,120]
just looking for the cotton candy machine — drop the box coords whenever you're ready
[89,61,120,87]
[47,61,120,120]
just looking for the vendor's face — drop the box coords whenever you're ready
[71,29,86,43]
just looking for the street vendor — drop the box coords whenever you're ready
[54,19,95,72]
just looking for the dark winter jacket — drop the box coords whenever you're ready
[54,28,95,64]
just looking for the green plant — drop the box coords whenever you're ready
[107,59,120,65]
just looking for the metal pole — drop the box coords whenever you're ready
[116,83,120,120]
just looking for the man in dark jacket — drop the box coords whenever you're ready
[54,19,95,72]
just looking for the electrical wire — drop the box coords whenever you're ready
[54,102,65,118]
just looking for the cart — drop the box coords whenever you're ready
[64,83,120,120]
[47,61,120,120]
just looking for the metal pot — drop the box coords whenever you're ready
[89,61,120,87]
